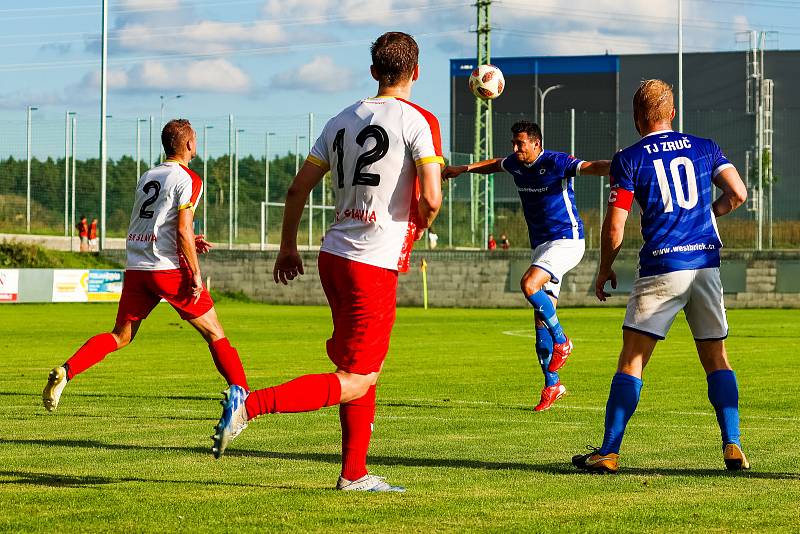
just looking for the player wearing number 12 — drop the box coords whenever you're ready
[42,119,250,414]
[212,32,443,492]
[572,79,750,474]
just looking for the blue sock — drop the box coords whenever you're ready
[535,327,559,387]
[526,290,566,344]
[600,373,643,455]
[707,369,741,449]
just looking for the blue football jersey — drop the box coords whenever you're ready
[609,130,734,277]
[501,150,584,249]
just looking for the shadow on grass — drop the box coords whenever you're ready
[0,470,293,489]
[0,390,216,402]
[4,439,799,481]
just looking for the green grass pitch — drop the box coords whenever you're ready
[2,303,799,532]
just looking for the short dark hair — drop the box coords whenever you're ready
[161,119,194,157]
[371,32,419,86]
[511,120,542,142]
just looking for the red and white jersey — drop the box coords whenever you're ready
[308,96,444,272]
[126,161,202,271]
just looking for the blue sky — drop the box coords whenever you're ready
[1,0,798,157]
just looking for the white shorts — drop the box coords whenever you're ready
[623,267,728,341]
[530,239,585,298]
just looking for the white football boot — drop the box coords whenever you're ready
[336,474,405,492]
[42,366,68,412]
[211,385,249,459]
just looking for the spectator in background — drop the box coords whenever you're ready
[89,218,98,252]
[488,233,497,251]
[428,227,438,249]
[499,233,510,250]
[77,215,89,253]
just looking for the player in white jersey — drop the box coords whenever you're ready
[43,119,250,414]
[212,32,443,492]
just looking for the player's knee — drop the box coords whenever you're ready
[520,275,539,296]
[337,371,376,402]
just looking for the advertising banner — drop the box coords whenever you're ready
[0,269,19,302]
[52,270,89,302]
[87,270,124,302]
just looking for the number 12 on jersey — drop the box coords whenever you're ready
[654,157,698,213]
[332,125,390,188]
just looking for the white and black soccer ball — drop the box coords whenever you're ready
[468,64,505,100]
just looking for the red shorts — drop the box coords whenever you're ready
[116,269,214,324]
[318,251,398,375]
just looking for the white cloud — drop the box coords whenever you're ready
[271,55,357,93]
[115,20,289,55]
[118,0,180,9]
[81,59,252,93]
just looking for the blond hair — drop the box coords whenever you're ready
[633,79,674,123]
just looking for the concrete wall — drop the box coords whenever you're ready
[102,248,800,308]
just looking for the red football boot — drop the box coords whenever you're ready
[548,336,573,372]
[534,382,567,412]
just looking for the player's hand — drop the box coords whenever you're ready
[191,272,204,304]
[595,268,617,302]
[273,248,304,285]
[195,234,212,254]
[442,165,468,181]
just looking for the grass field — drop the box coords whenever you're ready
[2,303,800,532]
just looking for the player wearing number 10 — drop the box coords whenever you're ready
[572,79,750,474]
[42,119,250,414]
[212,32,443,492]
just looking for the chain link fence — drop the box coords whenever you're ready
[2,110,798,250]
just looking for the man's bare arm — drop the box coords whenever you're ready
[273,161,326,285]
[712,167,747,218]
[596,206,629,302]
[442,158,504,180]
[417,162,443,229]
[579,160,611,176]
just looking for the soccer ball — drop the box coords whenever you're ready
[469,64,505,100]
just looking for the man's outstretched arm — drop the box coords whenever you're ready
[579,160,611,176]
[442,158,504,180]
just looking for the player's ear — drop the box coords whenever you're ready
[370,65,379,82]
[411,64,420,82]
[669,107,676,121]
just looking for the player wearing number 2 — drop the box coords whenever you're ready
[42,119,250,413]
[212,32,443,492]
[572,79,750,474]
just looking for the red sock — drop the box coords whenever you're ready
[245,373,341,420]
[64,333,119,380]
[340,385,376,481]
[209,338,249,390]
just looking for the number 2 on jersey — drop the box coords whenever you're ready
[332,125,390,188]
[654,157,698,213]
[138,180,161,219]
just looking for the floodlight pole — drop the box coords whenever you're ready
[71,116,77,252]
[136,118,148,179]
[99,0,108,250]
[148,115,154,166]
[308,113,314,247]
[678,0,684,132]
[228,114,234,249]
[64,110,75,236]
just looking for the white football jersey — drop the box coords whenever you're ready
[308,96,444,272]
[126,161,202,270]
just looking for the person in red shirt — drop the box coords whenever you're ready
[488,234,497,250]
[88,218,98,251]
[77,216,89,253]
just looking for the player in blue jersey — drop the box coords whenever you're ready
[444,121,610,411]
[572,79,749,474]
